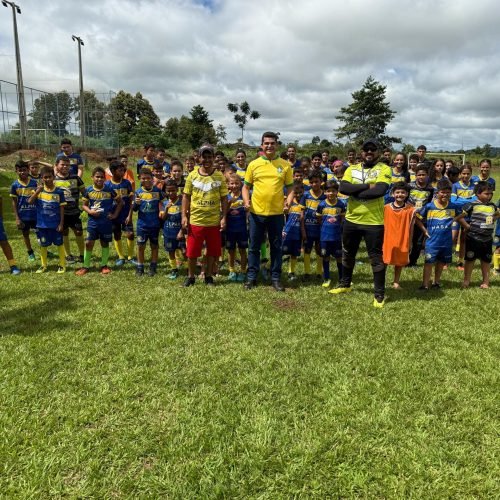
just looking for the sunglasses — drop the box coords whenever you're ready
[363,147,377,153]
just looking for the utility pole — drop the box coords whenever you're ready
[2,0,28,147]
[72,35,85,149]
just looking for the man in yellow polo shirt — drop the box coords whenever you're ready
[243,131,294,291]
[330,138,391,307]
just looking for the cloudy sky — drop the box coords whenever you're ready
[1,0,500,150]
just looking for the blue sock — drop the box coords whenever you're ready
[336,261,343,282]
[323,259,330,280]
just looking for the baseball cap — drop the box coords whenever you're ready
[199,143,215,155]
[362,139,379,150]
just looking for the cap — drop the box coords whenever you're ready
[362,138,379,150]
[199,143,215,155]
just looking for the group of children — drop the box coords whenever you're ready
[1,140,500,292]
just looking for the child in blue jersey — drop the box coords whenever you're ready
[157,148,171,176]
[56,138,84,177]
[107,160,135,266]
[471,159,495,191]
[225,174,248,282]
[160,178,185,279]
[416,179,466,290]
[456,182,500,289]
[29,160,41,181]
[136,143,157,175]
[452,163,476,269]
[10,161,37,261]
[134,167,166,277]
[316,180,345,288]
[27,166,67,273]
[0,195,21,275]
[302,171,326,279]
[283,181,306,281]
[76,167,122,275]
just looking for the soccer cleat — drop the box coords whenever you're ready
[183,277,196,287]
[100,266,112,275]
[10,266,21,275]
[228,271,238,282]
[127,257,138,265]
[237,272,246,282]
[75,267,89,276]
[431,282,441,289]
[65,254,76,264]
[36,266,47,274]
[56,266,66,274]
[148,266,157,277]
[115,258,125,267]
[329,285,352,294]
[168,269,179,280]
[205,276,215,286]
[322,279,331,288]
[135,267,144,277]
[373,296,386,308]
[28,253,36,262]
[288,272,297,281]
[418,284,429,291]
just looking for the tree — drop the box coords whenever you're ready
[483,144,492,157]
[29,91,73,136]
[227,101,260,142]
[402,143,416,155]
[109,91,161,145]
[215,124,227,145]
[311,135,320,146]
[72,90,108,139]
[335,76,401,148]
[319,139,333,148]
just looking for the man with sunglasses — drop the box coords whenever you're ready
[330,139,391,307]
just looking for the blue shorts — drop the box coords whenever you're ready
[320,240,342,259]
[137,226,160,245]
[18,219,37,232]
[112,221,134,234]
[225,232,248,250]
[424,246,452,264]
[86,223,113,243]
[304,233,320,251]
[164,237,186,252]
[0,216,7,242]
[282,239,301,257]
[37,228,63,247]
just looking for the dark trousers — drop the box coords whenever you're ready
[340,220,386,297]
[409,224,425,266]
[247,213,284,281]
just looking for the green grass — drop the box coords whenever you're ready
[0,160,499,497]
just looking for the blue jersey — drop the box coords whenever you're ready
[10,178,37,221]
[452,181,475,202]
[55,152,83,176]
[134,186,165,229]
[283,202,304,241]
[161,197,182,240]
[83,184,117,226]
[417,200,461,248]
[471,175,495,191]
[105,179,133,223]
[301,190,326,238]
[161,161,171,175]
[316,199,346,242]
[136,158,157,176]
[226,193,247,234]
[35,186,66,229]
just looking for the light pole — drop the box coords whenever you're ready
[72,35,85,149]
[2,0,28,148]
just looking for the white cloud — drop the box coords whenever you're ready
[1,0,500,149]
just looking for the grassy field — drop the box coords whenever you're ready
[0,155,499,497]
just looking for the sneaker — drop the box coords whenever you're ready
[136,267,144,277]
[271,280,285,292]
[115,258,125,267]
[75,267,89,276]
[10,266,21,275]
[148,266,157,277]
[66,254,76,264]
[183,277,196,287]
[127,257,138,265]
[100,266,112,275]
[244,279,257,290]
[322,279,331,288]
[431,282,441,289]
[228,271,238,282]
[205,276,215,286]
[237,272,246,282]
[57,266,66,274]
[36,266,47,274]
[373,296,386,308]
[168,269,179,280]
[418,284,429,291]
[329,285,352,294]
[28,253,36,262]
[288,272,297,281]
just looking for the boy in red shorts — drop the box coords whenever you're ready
[182,144,228,286]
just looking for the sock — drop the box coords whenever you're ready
[494,253,500,270]
[260,243,267,260]
[337,261,343,282]
[150,261,157,270]
[323,259,330,280]
[63,235,71,256]
[40,247,48,268]
[8,258,17,267]
[316,255,322,275]
[75,234,85,256]
[83,249,92,268]
[304,253,311,274]
[58,245,66,268]
[127,239,135,259]
[290,257,297,273]
[114,239,125,259]
[169,258,177,270]
[229,265,235,273]
[101,247,110,266]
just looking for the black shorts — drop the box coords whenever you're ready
[64,213,83,231]
[18,219,37,232]
[112,221,134,234]
[464,235,493,263]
